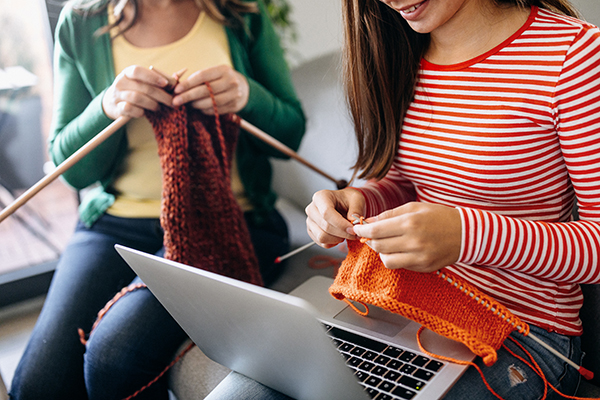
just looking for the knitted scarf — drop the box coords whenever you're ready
[145,104,262,286]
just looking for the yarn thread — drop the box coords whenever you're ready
[79,82,261,399]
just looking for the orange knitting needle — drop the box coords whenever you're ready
[0,67,186,225]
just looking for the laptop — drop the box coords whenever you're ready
[115,245,475,400]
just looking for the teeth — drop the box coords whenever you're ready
[403,2,421,13]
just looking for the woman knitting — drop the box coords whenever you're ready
[203,0,600,399]
[9,0,305,399]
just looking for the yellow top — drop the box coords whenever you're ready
[107,10,251,218]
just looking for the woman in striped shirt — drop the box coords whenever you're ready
[305,0,600,398]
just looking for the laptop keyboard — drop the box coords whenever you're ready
[323,324,445,400]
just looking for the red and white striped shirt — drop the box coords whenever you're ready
[359,7,600,336]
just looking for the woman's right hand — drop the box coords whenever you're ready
[305,188,366,248]
[102,65,174,120]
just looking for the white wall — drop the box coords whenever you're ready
[285,0,342,68]
[570,0,600,25]
[285,0,599,67]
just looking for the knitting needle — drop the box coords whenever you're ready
[237,119,348,190]
[526,331,594,380]
[275,217,366,263]
[149,66,187,91]
[0,67,186,225]
[149,67,349,190]
[274,241,316,263]
[0,115,130,224]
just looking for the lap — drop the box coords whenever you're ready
[204,325,583,400]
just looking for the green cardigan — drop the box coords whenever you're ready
[50,0,306,227]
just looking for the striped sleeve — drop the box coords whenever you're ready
[458,25,600,284]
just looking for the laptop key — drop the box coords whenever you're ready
[399,351,417,362]
[413,368,434,381]
[351,346,367,357]
[387,360,404,370]
[374,354,391,366]
[378,380,397,393]
[365,376,382,387]
[399,364,417,375]
[347,356,363,368]
[384,370,401,382]
[339,342,354,353]
[358,361,376,372]
[363,386,379,399]
[355,370,369,382]
[383,346,403,358]
[412,355,430,367]
[371,365,387,376]
[425,360,444,372]
[391,386,417,399]
[363,350,378,361]
[374,394,395,400]
[398,375,426,391]
[329,327,388,353]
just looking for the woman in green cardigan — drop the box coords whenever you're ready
[10,0,305,398]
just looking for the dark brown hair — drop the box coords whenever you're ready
[70,0,258,37]
[344,0,579,181]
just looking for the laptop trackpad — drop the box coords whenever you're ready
[333,304,411,337]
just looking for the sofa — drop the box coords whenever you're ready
[167,51,600,399]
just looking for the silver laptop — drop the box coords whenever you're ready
[115,245,475,400]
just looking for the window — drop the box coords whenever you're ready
[0,0,78,306]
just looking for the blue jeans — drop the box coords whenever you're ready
[9,210,289,400]
[203,325,583,400]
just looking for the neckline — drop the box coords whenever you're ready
[421,6,538,71]
[109,7,206,51]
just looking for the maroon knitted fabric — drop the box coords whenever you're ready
[146,105,262,286]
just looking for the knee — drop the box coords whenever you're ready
[83,325,138,398]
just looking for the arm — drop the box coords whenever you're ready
[229,0,306,156]
[457,26,600,284]
[48,7,124,189]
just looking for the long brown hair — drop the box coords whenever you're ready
[345,0,580,181]
[70,0,258,37]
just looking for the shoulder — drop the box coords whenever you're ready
[532,7,600,41]
[56,1,108,38]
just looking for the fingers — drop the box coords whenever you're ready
[172,65,249,114]
[102,65,174,120]
[352,202,462,273]
[305,189,366,248]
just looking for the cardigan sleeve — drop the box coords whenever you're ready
[48,6,126,190]
[230,0,306,157]
[457,25,600,284]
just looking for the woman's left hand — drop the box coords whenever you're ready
[351,202,462,273]
[172,65,249,114]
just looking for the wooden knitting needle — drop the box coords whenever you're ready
[0,115,130,224]
[0,67,186,225]
[237,119,348,190]
[149,68,349,190]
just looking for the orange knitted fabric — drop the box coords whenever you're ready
[145,104,262,286]
[329,239,529,366]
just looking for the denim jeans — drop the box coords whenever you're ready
[9,210,289,400]
[203,325,583,400]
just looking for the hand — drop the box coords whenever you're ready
[352,202,462,273]
[305,188,366,249]
[102,65,174,120]
[172,65,249,115]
